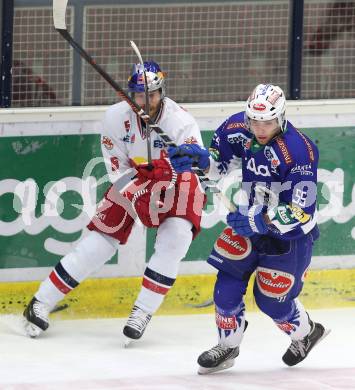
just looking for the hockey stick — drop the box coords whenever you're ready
[130,41,152,163]
[52,0,237,212]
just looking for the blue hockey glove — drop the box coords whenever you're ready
[168,153,194,173]
[226,205,268,237]
[168,144,210,173]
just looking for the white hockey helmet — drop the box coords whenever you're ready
[245,84,287,132]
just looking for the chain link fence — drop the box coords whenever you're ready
[82,2,289,105]
[12,6,73,107]
[10,0,355,107]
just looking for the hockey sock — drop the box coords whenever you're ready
[273,298,312,339]
[134,217,193,314]
[216,302,246,348]
[35,231,117,308]
[135,267,176,313]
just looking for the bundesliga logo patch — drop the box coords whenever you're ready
[213,227,252,260]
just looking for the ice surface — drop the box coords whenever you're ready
[1,308,354,389]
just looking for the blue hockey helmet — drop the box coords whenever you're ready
[127,60,166,98]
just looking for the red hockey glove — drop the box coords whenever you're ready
[128,158,177,227]
[132,158,177,187]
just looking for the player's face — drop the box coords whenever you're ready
[250,119,280,145]
[134,90,162,118]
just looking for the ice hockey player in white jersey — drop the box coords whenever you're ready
[23,61,206,342]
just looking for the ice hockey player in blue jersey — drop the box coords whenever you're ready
[168,84,330,374]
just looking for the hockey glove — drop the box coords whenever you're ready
[131,158,177,187]
[168,153,194,173]
[227,205,268,237]
[130,158,178,227]
[168,144,210,173]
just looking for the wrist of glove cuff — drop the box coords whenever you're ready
[247,205,268,234]
[168,144,210,173]
[227,205,268,237]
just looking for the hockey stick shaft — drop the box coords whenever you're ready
[52,2,236,212]
[130,41,152,163]
[57,30,149,124]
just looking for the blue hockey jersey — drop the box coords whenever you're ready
[208,111,319,241]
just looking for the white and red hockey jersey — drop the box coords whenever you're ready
[100,97,203,182]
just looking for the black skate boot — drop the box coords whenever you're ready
[123,305,152,342]
[282,320,330,366]
[197,320,248,374]
[23,297,50,338]
[198,344,240,374]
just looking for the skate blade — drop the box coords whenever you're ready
[23,318,43,338]
[123,337,134,348]
[317,328,331,345]
[289,327,332,366]
[198,359,235,375]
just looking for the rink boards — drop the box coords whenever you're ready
[1,268,355,318]
[0,101,354,316]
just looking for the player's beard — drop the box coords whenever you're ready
[142,101,162,121]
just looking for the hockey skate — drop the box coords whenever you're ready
[198,320,248,374]
[23,297,50,338]
[123,305,152,345]
[198,344,240,374]
[282,320,330,366]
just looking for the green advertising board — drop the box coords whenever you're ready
[0,134,111,269]
[0,127,354,273]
